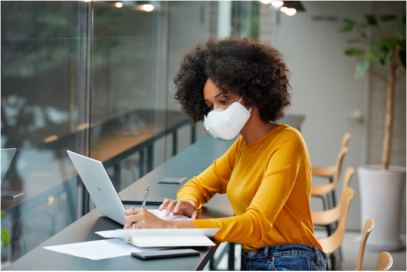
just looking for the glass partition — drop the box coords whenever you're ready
[1,1,92,262]
[90,1,170,197]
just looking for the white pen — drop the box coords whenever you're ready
[141,184,150,208]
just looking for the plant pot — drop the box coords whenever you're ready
[358,165,406,251]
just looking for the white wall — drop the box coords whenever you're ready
[270,1,372,230]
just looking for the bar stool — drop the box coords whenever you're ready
[312,133,351,211]
[316,187,355,270]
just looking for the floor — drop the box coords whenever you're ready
[205,230,406,271]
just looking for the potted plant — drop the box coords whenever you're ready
[339,13,406,250]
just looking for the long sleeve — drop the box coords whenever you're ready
[177,137,243,208]
[191,132,306,244]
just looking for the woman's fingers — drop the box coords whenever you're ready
[124,214,142,225]
[124,208,144,216]
[165,200,178,216]
[191,209,198,219]
[159,198,171,211]
[173,201,184,213]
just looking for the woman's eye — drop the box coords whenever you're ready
[220,99,228,104]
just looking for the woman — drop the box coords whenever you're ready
[124,38,327,271]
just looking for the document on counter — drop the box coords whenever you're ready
[44,239,164,260]
[148,209,191,221]
[96,228,220,248]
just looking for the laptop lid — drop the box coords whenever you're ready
[67,150,126,225]
[1,148,17,184]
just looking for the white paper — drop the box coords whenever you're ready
[44,239,164,260]
[148,209,191,221]
[96,228,220,239]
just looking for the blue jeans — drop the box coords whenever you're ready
[243,244,327,271]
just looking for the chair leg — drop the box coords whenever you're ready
[330,252,336,271]
[326,224,331,237]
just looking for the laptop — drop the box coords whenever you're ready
[1,148,17,183]
[67,150,127,225]
[1,148,23,199]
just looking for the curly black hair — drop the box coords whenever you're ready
[173,37,291,124]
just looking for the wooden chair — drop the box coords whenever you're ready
[355,219,375,270]
[316,187,355,270]
[312,167,354,234]
[375,252,393,271]
[312,133,351,211]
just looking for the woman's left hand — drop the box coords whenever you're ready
[124,208,169,229]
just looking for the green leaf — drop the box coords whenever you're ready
[396,22,406,35]
[399,50,406,68]
[343,18,356,25]
[355,60,370,79]
[345,48,365,56]
[1,230,9,248]
[366,52,380,61]
[338,24,354,33]
[1,211,5,218]
[357,23,369,29]
[347,38,361,44]
[365,14,378,25]
[380,15,397,22]
[380,49,395,65]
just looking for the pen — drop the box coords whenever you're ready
[141,184,150,208]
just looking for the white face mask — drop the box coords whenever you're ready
[203,97,252,140]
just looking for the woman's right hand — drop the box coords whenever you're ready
[159,199,198,219]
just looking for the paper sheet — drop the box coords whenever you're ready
[148,209,191,221]
[44,239,164,260]
[96,228,220,239]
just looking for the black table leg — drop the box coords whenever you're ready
[139,149,144,178]
[114,162,121,192]
[241,247,246,270]
[191,125,196,144]
[228,243,235,270]
[173,130,177,156]
[147,145,153,172]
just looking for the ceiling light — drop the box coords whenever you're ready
[280,7,287,12]
[143,4,154,12]
[271,1,284,8]
[260,0,272,4]
[115,2,123,8]
[285,8,297,16]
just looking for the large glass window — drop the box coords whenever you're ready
[1,1,92,262]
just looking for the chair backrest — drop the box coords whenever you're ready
[311,167,355,225]
[331,146,349,188]
[355,219,375,270]
[341,166,355,195]
[317,187,355,255]
[376,252,393,271]
[341,133,351,149]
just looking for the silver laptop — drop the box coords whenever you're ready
[67,150,126,225]
[1,148,17,183]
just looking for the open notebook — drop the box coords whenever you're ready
[96,228,219,248]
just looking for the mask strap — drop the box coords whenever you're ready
[237,96,253,113]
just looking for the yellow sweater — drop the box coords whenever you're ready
[177,124,322,251]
